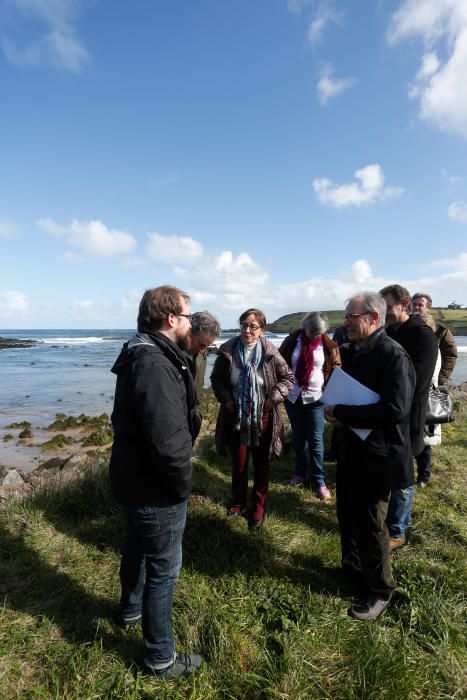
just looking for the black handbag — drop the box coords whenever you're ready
[425,385,454,424]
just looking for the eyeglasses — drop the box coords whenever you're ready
[344,312,368,320]
[173,313,192,322]
[240,322,261,331]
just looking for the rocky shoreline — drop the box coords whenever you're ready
[0,336,37,350]
[1,384,466,503]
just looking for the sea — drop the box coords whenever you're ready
[1,329,466,471]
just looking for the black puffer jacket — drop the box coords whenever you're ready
[333,328,416,487]
[109,332,196,506]
[386,315,438,457]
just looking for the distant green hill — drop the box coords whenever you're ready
[267,308,467,335]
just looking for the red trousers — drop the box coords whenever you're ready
[230,412,272,521]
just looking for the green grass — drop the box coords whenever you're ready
[0,408,466,698]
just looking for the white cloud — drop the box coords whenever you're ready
[146,233,204,264]
[317,64,357,105]
[0,290,30,317]
[388,0,467,140]
[37,218,137,257]
[1,0,90,73]
[441,168,463,184]
[308,1,343,45]
[448,201,467,224]
[0,218,18,238]
[313,164,404,208]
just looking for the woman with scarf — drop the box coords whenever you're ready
[279,312,341,499]
[211,308,294,531]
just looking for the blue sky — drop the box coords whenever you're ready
[1,0,467,329]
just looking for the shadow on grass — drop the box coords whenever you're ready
[0,519,141,667]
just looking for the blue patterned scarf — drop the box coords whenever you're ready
[233,338,264,446]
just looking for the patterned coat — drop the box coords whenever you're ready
[210,336,294,459]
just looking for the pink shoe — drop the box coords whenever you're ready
[289,475,306,486]
[316,485,331,500]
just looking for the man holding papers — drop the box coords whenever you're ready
[325,292,416,621]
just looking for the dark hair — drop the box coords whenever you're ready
[137,285,190,332]
[379,284,412,313]
[191,311,221,337]
[238,308,266,328]
[412,292,433,309]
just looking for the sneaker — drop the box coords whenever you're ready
[316,485,331,500]
[388,535,406,551]
[417,480,428,488]
[288,475,306,486]
[348,593,392,621]
[227,505,245,517]
[144,652,205,679]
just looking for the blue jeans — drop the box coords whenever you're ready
[120,500,188,670]
[386,487,413,538]
[285,396,326,487]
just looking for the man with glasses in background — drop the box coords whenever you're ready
[109,285,204,678]
[325,292,415,620]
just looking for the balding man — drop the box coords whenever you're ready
[325,292,415,621]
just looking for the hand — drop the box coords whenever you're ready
[324,405,343,426]
[264,398,275,413]
[224,400,235,414]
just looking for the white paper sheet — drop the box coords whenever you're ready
[321,367,380,441]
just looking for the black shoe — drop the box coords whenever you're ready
[144,652,205,679]
[348,593,392,621]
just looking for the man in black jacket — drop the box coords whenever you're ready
[325,292,415,620]
[109,285,204,678]
[380,285,438,551]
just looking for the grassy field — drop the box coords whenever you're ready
[0,402,466,699]
[268,308,467,334]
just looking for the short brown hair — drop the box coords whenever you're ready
[238,308,266,328]
[137,285,190,332]
[379,284,412,313]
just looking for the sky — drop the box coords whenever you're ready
[1,0,467,329]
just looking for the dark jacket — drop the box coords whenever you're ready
[386,315,438,457]
[184,350,208,441]
[211,336,294,459]
[278,330,341,385]
[332,325,350,347]
[435,323,458,385]
[109,332,196,506]
[333,328,416,488]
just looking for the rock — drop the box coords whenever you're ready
[2,469,25,489]
[0,468,29,501]
[19,428,33,439]
[63,453,90,470]
[36,457,65,472]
